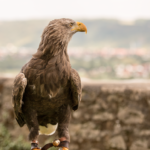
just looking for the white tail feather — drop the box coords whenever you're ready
[39,123,58,135]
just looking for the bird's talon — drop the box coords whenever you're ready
[31,142,40,150]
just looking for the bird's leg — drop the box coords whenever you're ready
[23,109,40,150]
[31,141,40,150]
[57,105,71,150]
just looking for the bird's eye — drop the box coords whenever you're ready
[70,23,73,27]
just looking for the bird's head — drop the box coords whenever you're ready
[48,18,87,36]
[36,18,87,56]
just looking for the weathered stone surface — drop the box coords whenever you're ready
[1,77,150,150]
[118,107,144,124]
[130,140,149,150]
[108,135,126,150]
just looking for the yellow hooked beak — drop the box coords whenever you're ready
[71,22,87,34]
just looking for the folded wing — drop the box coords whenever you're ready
[12,73,27,126]
[70,69,82,110]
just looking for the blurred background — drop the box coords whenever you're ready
[1,0,150,80]
[1,0,150,150]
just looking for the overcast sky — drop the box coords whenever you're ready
[0,0,149,21]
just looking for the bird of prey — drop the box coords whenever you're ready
[12,18,87,150]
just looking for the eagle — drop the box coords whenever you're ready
[12,18,87,150]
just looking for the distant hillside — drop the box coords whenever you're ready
[0,19,150,49]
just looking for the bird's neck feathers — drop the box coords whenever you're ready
[33,24,73,60]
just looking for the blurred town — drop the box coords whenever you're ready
[1,44,150,79]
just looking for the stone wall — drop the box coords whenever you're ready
[1,77,150,150]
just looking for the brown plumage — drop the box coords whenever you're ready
[12,18,87,149]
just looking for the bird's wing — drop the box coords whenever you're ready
[12,73,27,126]
[70,69,82,110]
